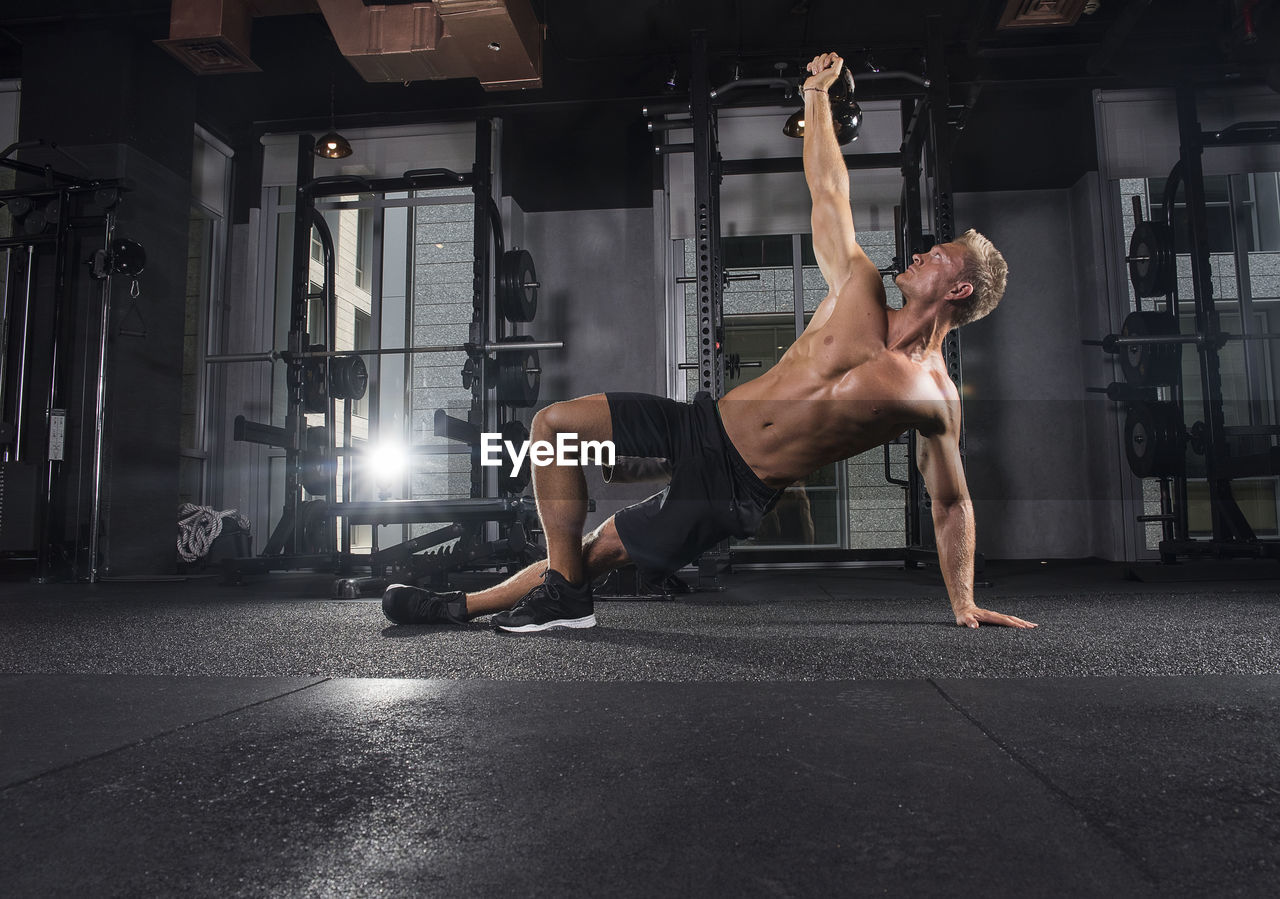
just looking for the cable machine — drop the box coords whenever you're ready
[0,141,140,582]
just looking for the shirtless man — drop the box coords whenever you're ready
[383,52,1036,633]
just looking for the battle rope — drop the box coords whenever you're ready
[177,504,250,563]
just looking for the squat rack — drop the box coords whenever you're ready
[1093,85,1280,563]
[644,22,973,573]
[216,120,556,591]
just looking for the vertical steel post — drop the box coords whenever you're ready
[38,188,74,581]
[471,119,493,499]
[87,211,115,582]
[690,31,725,398]
[13,244,33,462]
[1175,86,1254,544]
[0,247,11,436]
[287,135,316,554]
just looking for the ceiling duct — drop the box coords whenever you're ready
[155,0,261,74]
[314,0,543,91]
[998,0,1088,29]
[155,0,541,90]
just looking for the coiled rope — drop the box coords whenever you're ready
[177,504,250,563]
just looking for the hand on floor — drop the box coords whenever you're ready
[955,606,1038,629]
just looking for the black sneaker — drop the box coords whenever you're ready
[381,584,469,625]
[492,570,596,633]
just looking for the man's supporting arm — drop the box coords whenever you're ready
[917,423,1038,629]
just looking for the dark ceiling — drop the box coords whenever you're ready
[2,1,1278,211]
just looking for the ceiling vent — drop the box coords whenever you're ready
[156,0,261,74]
[155,0,541,90]
[314,0,543,90]
[998,0,1088,29]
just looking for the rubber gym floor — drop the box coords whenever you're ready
[2,558,1278,898]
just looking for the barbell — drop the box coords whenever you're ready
[205,339,564,365]
[208,339,558,412]
[678,352,763,380]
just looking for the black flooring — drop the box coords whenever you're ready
[2,559,1279,897]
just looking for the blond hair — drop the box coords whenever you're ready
[950,229,1008,328]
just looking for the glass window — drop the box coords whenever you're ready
[355,208,373,290]
[352,308,371,420]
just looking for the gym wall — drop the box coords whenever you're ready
[521,206,661,531]
[956,176,1122,561]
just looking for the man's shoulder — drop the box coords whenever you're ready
[896,355,960,436]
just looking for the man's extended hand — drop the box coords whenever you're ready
[954,606,1038,629]
[803,52,845,93]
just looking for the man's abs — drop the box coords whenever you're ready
[717,357,926,487]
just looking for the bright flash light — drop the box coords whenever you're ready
[367,441,409,483]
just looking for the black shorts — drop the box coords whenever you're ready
[605,392,781,581]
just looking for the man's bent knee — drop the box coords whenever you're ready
[532,395,613,445]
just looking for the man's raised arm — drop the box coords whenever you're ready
[802,52,860,290]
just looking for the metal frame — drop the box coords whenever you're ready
[1159,88,1279,559]
[1096,88,1280,563]
[221,121,554,590]
[0,172,125,582]
[647,25,978,574]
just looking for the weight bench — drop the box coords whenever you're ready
[331,496,598,599]
[332,497,532,526]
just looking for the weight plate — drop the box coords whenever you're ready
[302,359,328,414]
[301,426,332,496]
[330,355,368,401]
[1125,401,1184,479]
[23,208,46,236]
[1118,311,1181,386]
[498,249,538,323]
[300,500,330,554]
[109,238,146,275]
[1128,220,1175,298]
[495,337,540,408]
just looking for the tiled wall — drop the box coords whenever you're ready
[407,195,476,503]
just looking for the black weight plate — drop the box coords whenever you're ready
[330,355,368,401]
[1125,401,1183,479]
[498,249,538,323]
[495,338,540,408]
[1128,221,1174,298]
[109,238,146,276]
[300,500,330,554]
[301,426,332,496]
[302,360,328,414]
[23,208,46,236]
[1125,404,1155,478]
[1118,311,1181,386]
